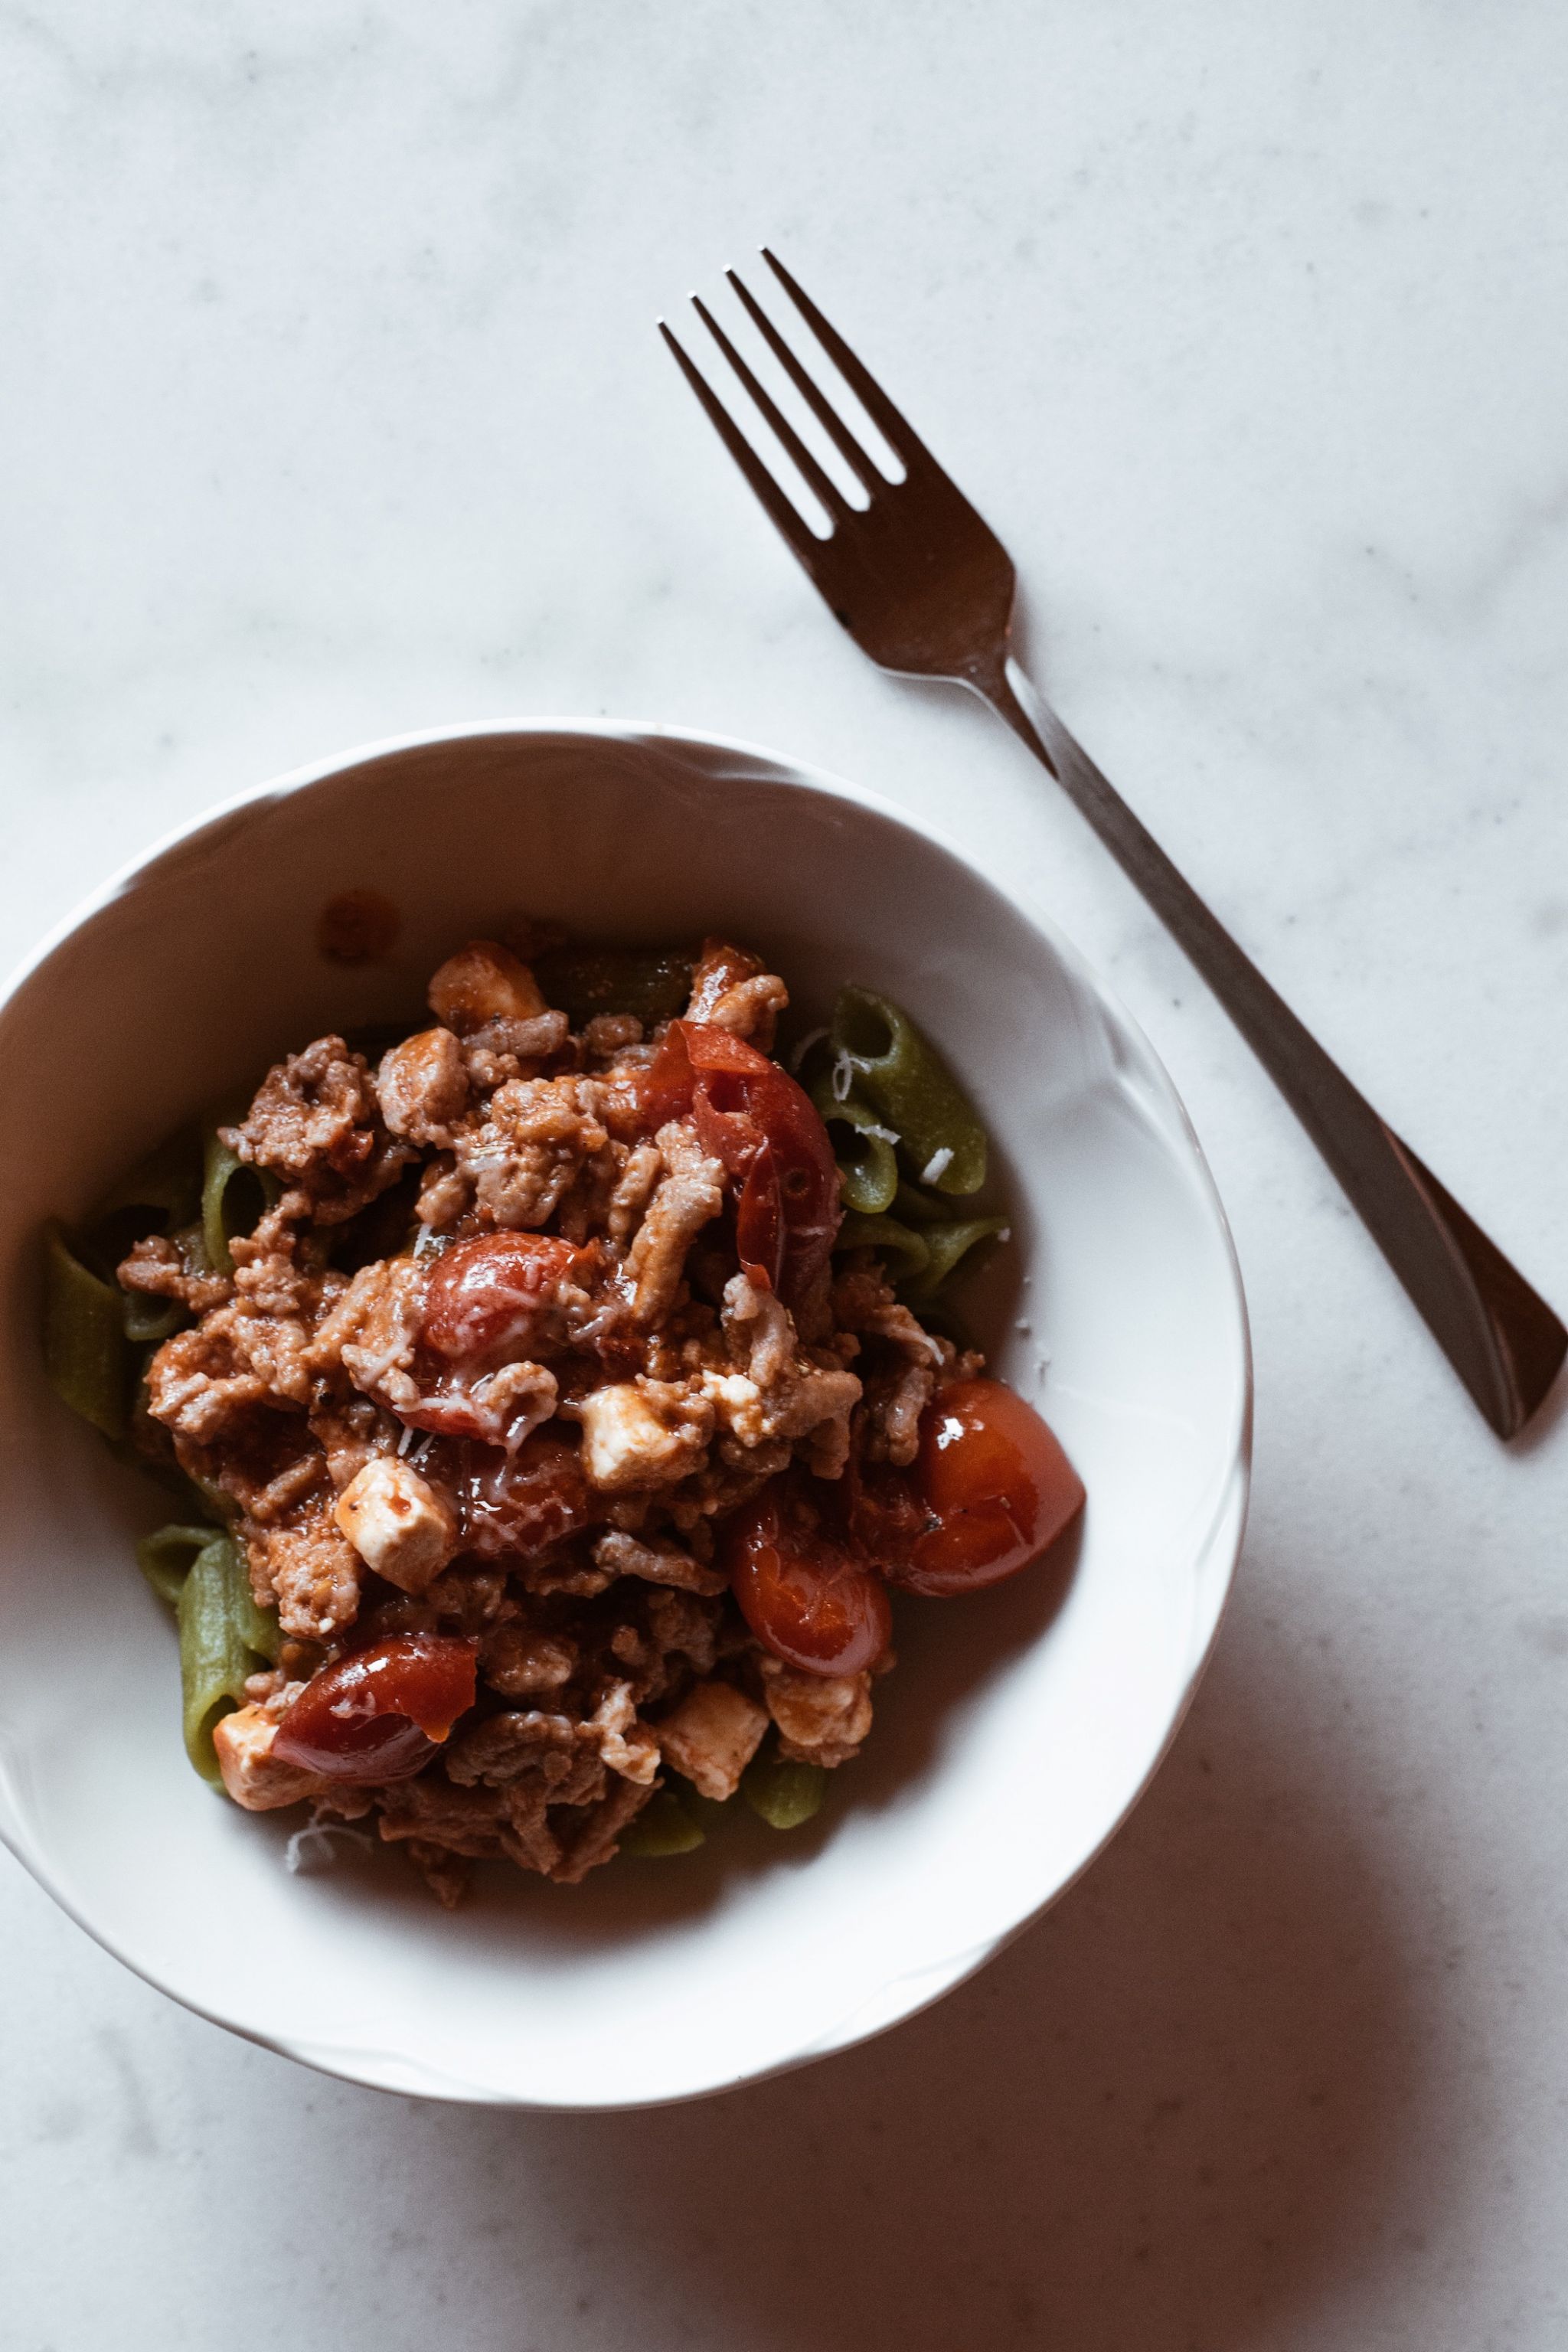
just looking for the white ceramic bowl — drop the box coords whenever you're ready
[0,720,1250,2108]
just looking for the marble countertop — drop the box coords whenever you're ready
[5,6,1567,2346]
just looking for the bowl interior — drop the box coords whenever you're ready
[0,724,1248,2106]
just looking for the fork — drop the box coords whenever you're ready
[661,250,1567,1439]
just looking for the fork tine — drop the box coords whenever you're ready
[658,321,825,567]
[688,295,850,524]
[761,248,932,472]
[724,268,879,492]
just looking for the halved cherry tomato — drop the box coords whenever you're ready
[632,1021,840,1308]
[725,1471,891,1676]
[272,1632,478,1782]
[845,1451,933,1571]
[456,1426,597,1559]
[887,1377,1085,1598]
[686,935,766,1021]
[612,1017,701,1137]
[422,1231,588,1362]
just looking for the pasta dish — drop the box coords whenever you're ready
[44,932,1083,1900]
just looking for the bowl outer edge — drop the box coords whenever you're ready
[0,713,1253,2109]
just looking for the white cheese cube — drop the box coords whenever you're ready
[334,1455,457,1594]
[577,1381,710,1492]
[657,1680,769,1802]
[213,1705,328,1812]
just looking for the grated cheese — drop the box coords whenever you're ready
[921,1146,953,1184]
[283,1810,376,1876]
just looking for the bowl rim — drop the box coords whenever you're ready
[0,713,1253,2107]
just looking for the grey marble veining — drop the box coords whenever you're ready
[4,5,1567,2347]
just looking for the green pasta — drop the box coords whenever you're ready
[60,1129,207,1346]
[41,1223,130,1440]
[741,1754,828,1830]
[835,1212,933,1286]
[122,1289,183,1347]
[829,987,987,1197]
[201,1122,274,1275]
[807,1067,900,1214]
[890,1180,946,1226]
[900,1214,1011,1301]
[834,1197,1007,1301]
[136,1523,217,1607]
[812,991,1010,1302]
[535,946,693,1030]
[616,1789,705,1857]
[175,1531,281,1785]
[235,1568,283,1665]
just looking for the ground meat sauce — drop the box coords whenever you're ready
[119,934,1057,1904]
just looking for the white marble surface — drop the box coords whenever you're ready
[4,4,1568,2344]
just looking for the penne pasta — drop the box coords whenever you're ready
[900,1214,1011,1300]
[533,945,693,1029]
[201,1122,273,1274]
[834,1211,932,1285]
[175,1533,281,1784]
[829,985,987,1197]
[806,1066,901,1214]
[41,1223,129,1441]
[136,1523,217,1608]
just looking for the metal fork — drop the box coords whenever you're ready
[662,250,1566,1439]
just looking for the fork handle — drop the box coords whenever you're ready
[975,655,1566,1438]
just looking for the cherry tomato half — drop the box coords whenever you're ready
[272,1632,478,1782]
[686,935,767,1023]
[456,1426,597,1560]
[888,1377,1085,1598]
[634,1021,840,1308]
[422,1230,588,1363]
[609,1017,701,1138]
[725,1472,891,1676]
